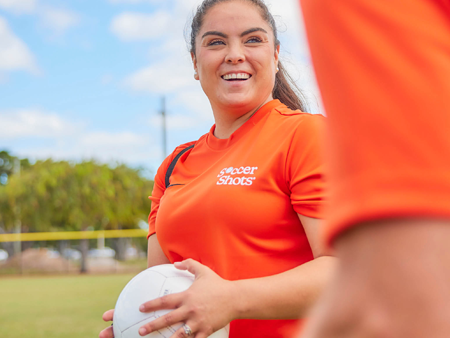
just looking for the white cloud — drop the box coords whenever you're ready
[125,56,193,93]
[76,131,153,163]
[110,11,171,41]
[149,114,199,131]
[0,0,36,14]
[38,7,80,36]
[53,131,154,164]
[18,132,157,166]
[0,109,77,139]
[0,108,157,166]
[80,131,147,148]
[0,0,80,36]
[173,90,212,121]
[0,16,39,74]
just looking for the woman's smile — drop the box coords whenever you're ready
[221,72,252,81]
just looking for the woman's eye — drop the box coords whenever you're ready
[246,37,262,43]
[208,39,225,46]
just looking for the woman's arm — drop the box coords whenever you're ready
[232,215,335,320]
[301,219,450,338]
[147,234,171,267]
[137,215,337,337]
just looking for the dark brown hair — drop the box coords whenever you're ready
[189,0,308,112]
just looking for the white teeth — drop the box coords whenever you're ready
[223,73,250,80]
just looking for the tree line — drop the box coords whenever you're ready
[0,151,154,270]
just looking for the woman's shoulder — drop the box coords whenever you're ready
[273,103,325,119]
[270,103,326,130]
[171,140,197,157]
[157,140,197,174]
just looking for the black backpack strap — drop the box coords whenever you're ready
[165,144,195,188]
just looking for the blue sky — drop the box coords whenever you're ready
[0,0,322,177]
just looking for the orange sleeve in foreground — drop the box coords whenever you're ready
[300,0,450,246]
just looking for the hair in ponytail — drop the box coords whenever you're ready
[189,0,308,112]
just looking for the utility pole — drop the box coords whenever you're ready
[13,158,22,273]
[161,96,167,159]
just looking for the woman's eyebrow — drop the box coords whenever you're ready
[202,31,227,39]
[201,27,268,40]
[240,27,268,37]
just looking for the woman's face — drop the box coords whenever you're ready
[192,1,279,115]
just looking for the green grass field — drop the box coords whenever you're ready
[0,274,136,338]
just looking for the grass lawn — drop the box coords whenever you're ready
[0,274,137,338]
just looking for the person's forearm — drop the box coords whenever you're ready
[300,219,450,338]
[230,256,337,320]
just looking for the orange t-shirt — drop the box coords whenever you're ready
[300,0,450,246]
[148,99,325,338]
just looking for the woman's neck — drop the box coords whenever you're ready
[212,97,273,139]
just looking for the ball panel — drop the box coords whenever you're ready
[160,276,194,298]
[121,316,183,338]
[114,270,166,331]
[114,265,194,335]
[150,264,195,279]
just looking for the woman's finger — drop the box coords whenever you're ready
[99,325,114,338]
[102,309,114,322]
[140,293,182,313]
[169,322,197,338]
[174,259,208,278]
[138,308,188,336]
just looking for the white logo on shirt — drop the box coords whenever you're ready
[216,166,258,186]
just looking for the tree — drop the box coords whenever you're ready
[0,150,31,185]
[0,158,154,272]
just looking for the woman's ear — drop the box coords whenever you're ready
[274,45,280,72]
[191,52,199,80]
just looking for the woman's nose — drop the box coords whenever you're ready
[225,44,245,64]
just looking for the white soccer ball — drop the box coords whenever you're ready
[113,264,230,338]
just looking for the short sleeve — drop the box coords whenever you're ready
[286,114,326,218]
[147,160,168,238]
[147,141,196,238]
[301,0,450,247]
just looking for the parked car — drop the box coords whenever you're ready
[88,247,115,258]
[0,249,8,262]
[62,248,82,260]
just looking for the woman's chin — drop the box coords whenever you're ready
[216,96,263,111]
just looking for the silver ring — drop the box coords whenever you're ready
[183,324,193,336]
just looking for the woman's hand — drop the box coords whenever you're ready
[99,309,114,338]
[138,259,235,338]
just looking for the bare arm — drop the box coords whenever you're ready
[147,234,170,267]
[301,219,450,338]
[231,215,336,320]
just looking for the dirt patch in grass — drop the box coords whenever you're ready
[0,248,145,275]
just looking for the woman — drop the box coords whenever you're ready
[100,0,335,337]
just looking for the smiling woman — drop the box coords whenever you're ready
[190,0,307,137]
[99,1,335,338]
